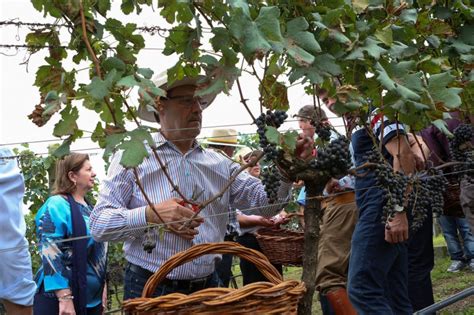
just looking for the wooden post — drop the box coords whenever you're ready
[298,181,324,315]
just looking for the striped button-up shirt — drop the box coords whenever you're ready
[90,132,292,279]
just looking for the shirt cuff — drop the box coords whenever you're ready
[126,206,148,231]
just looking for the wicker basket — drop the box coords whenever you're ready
[122,242,306,314]
[255,228,304,266]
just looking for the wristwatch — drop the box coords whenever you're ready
[393,204,405,213]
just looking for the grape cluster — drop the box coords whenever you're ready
[142,229,156,253]
[449,124,474,183]
[364,148,448,230]
[411,169,448,230]
[310,136,352,177]
[261,167,280,203]
[255,110,288,203]
[363,149,409,223]
[256,110,288,161]
[313,121,332,142]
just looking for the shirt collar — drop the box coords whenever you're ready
[152,131,203,153]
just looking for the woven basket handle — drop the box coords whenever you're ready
[141,241,283,298]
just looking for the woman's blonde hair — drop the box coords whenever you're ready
[52,153,90,195]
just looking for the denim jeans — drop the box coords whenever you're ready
[347,178,413,315]
[438,215,474,261]
[123,263,222,300]
[407,209,435,312]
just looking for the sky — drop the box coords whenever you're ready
[0,0,342,180]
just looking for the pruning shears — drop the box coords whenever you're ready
[178,185,204,213]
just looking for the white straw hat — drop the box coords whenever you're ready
[137,72,217,122]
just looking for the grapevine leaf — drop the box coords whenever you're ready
[43,91,61,116]
[104,133,127,160]
[259,75,289,111]
[86,76,112,100]
[288,54,341,84]
[103,57,126,72]
[265,126,281,145]
[284,17,321,66]
[118,128,156,168]
[117,75,138,88]
[352,0,369,13]
[96,0,111,16]
[137,68,154,79]
[53,105,78,137]
[159,0,193,24]
[427,72,462,109]
[196,55,240,96]
[282,131,298,152]
[389,42,418,59]
[400,8,417,24]
[375,62,421,101]
[432,119,453,137]
[375,26,393,46]
[121,0,134,14]
[52,138,72,158]
[229,6,280,60]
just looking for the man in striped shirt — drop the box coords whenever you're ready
[90,74,313,299]
[348,109,422,314]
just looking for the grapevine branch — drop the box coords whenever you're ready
[132,167,166,226]
[79,1,101,78]
[236,78,257,123]
[193,3,214,29]
[122,96,141,127]
[179,151,265,230]
[79,0,118,126]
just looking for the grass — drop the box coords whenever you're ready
[434,234,448,247]
[229,255,473,315]
[67,244,474,315]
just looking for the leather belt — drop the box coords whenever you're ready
[321,191,355,209]
[128,262,213,292]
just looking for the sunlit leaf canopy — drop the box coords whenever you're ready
[27,0,473,168]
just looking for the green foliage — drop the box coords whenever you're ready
[13,145,53,213]
[26,0,473,165]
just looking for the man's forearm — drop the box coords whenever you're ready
[385,135,416,174]
[90,205,148,242]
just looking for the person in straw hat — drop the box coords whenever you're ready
[202,128,244,287]
[91,73,314,299]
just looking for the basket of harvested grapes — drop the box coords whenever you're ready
[122,242,305,314]
[255,225,305,266]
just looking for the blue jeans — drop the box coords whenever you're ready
[123,263,222,300]
[438,215,474,261]
[407,209,434,312]
[347,179,413,315]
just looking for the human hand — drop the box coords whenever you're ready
[385,212,409,243]
[325,178,342,194]
[407,134,430,171]
[59,300,76,315]
[145,198,204,240]
[295,134,314,160]
[271,213,290,227]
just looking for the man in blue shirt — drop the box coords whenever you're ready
[0,148,36,315]
[348,110,420,314]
